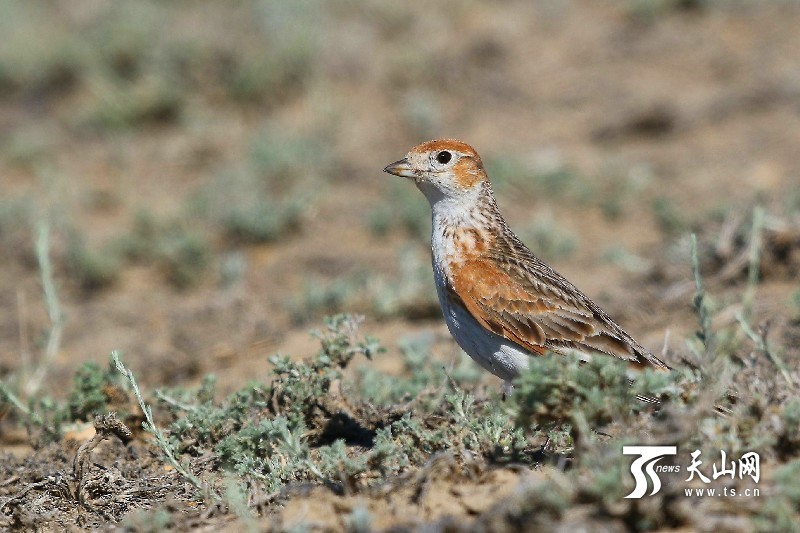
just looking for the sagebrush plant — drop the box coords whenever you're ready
[2,358,130,447]
[511,353,678,438]
[288,274,370,323]
[65,236,121,292]
[91,209,215,290]
[114,351,211,498]
[355,333,481,407]
[287,248,440,323]
[191,129,326,248]
[149,314,531,496]
[67,360,125,422]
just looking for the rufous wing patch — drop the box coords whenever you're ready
[447,257,655,364]
[448,258,552,356]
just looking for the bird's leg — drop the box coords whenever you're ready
[501,381,514,401]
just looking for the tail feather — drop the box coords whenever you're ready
[635,393,661,405]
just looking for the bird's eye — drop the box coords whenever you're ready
[436,151,452,164]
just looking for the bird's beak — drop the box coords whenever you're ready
[383,158,417,179]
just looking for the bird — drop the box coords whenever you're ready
[383,139,670,397]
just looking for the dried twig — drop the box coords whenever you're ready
[0,476,19,488]
[0,478,53,513]
[72,412,133,502]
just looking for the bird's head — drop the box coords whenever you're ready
[384,139,489,205]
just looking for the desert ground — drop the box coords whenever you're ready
[1,1,799,531]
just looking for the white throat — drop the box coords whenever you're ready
[417,181,483,227]
[418,182,489,274]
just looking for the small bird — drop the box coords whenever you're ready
[384,139,669,395]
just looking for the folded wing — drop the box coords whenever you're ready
[447,256,669,371]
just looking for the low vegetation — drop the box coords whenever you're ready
[1,213,798,529]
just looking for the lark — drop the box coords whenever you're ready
[384,139,669,395]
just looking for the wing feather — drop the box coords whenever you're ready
[448,255,670,371]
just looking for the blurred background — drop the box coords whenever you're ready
[1,0,799,396]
